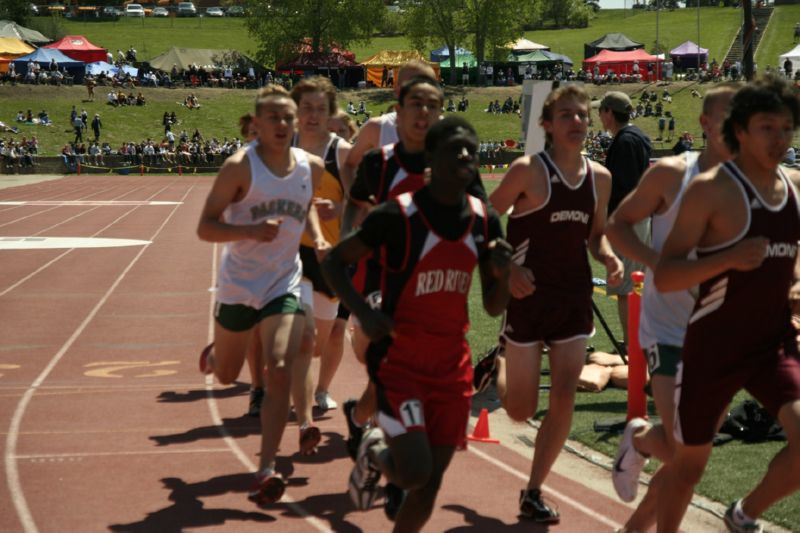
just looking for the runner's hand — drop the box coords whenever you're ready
[359,309,394,342]
[509,263,535,299]
[313,198,340,221]
[314,238,332,261]
[605,254,624,288]
[248,218,282,242]
[726,237,768,271]
[488,238,512,279]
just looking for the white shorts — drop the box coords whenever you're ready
[299,280,313,311]
[313,291,339,321]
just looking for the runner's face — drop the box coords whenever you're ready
[543,96,589,147]
[397,84,443,147]
[429,128,479,189]
[254,97,296,150]
[737,111,795,168]
[297,90,330,136]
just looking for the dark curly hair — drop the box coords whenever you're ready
[722,76,800,153]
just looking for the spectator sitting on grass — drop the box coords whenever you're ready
[37,110,51,126]
[136,92,146,106]
[0,121,19,134]
[15,111,24,122]
[184,93,200,109]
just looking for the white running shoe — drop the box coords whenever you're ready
[612,417,650,502]
[724,499,764,533]
[315,391,338,411]
[348,427,384,510]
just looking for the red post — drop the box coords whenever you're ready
[178,165,182,176]
[76,160,81,176]
[139,164,144,176]
[626,270,647,421]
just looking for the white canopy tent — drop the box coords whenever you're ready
[779,44,800,69]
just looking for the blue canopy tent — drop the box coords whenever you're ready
[86,61,138,77]
[14,48,85,82]
[542,50,573,66]
[430,46,472,64]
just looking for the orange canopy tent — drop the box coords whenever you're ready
[0,38,34,73]
[360,50,439,88]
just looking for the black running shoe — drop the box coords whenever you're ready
[247,387,264,418]
[519,488,560,523]
[384,482,405,521]
[343,398,363,461]
[473,344,502,394]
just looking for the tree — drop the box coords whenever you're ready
[401,0,466,84]
[243,0,385,67]
[0,0,32,26]
[464,0,526,64]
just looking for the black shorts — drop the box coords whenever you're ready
[300,245,335,299]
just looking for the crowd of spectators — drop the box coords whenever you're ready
[1,136,39,173]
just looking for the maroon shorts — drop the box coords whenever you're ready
[501,294,594,346]
[675,342,800,445]
[375,371,471,448]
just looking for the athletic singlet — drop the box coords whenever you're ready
[377,111,398,147]
[505,151,596,303]
[216,145,311,308]
[684,161,800,356]
[639,151,700,348]
[371,191,489,386]
[297,135,345,247]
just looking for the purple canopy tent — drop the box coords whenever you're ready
[669,41,708,70]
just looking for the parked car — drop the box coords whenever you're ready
[151,6,168,16]
[101,6,124,17]
[177,1,196,16]
[125,3,145,17]
[226,5,245,16]
[205,6,224,17]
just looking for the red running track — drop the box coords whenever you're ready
[0,175,669,532]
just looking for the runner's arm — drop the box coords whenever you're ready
[607,159,681,270]
[478,211,512,316]
[588,165,623,286]
[488,156,532,215]
[197,156,280,243]
[655,177,767,291]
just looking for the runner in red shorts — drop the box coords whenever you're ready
[654,77,800,533]
[323,116,511,531]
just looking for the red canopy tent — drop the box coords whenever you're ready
[583,49,663,81]
[44,35,107,64]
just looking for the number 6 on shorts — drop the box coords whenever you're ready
[399,399,425,429]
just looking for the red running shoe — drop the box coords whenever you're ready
[199,343,214,375]
[247,470,285,505]
[299,424,321,456]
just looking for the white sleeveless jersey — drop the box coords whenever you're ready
[377,111,398,147]
[217,144,312,308]
[639,150,700,348]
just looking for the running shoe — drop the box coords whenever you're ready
[348,427,384,510]
[519,488,560,523]
[343,398,363,461]
[299,424,321,455]
[199,342,214,375]
[247,470,285,505]
[247,387,264,418]
[724,500,764,532]
[384,482,405,521]
[473,344,502,393]
[315,390,338,411]
[612,417,650,502]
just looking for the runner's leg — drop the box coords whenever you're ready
[495,341,542,422]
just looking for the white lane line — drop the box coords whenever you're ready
[468,445,622,530]
[0,184,173,298]
[0,184,102,213]
[203,244,331,533]
[15,448,231,460]
[0,201,182,206]
[0,237,151,250]
[4,182,192,533]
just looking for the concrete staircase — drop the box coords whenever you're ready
[724,7,774,64]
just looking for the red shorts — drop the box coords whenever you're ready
[675,340,800,445]
[375,371,471,448]
[502,293,594,346]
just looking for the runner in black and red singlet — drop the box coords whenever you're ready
[654,77,800,533]
[323,116,510,532]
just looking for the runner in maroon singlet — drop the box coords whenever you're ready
[654,77,800,533]
[323,116,511,532]
[485,85,623,523]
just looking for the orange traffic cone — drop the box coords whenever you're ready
[467,408,499,443]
